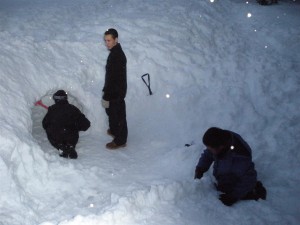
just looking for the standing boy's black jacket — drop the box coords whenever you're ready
[42,100,90,148]
[102,43,127,101]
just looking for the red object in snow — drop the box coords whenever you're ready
[35,100,48,110]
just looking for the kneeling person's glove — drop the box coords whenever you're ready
[101,99,109,109]
[194,167,204,179]
[219,194,238,206]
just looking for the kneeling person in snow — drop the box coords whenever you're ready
[194,127,267,206]
[42,90,90,159]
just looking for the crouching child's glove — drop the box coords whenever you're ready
[219,194,238,206]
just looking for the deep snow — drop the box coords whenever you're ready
[0,0,299,224]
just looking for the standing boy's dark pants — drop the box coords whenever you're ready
[105,99,128,145]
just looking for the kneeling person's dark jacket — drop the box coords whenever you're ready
[42,100,90,150]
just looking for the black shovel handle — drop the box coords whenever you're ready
[141,73,153,95]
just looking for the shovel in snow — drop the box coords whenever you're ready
[141,73,153,95]
[34,100,48,110]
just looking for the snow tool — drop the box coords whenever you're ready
[185,141,195,147]
[141,73,153,95]
[34,100,48,110]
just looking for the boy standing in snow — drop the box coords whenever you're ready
[101,28,128,150]
[194,127,267,206]
[42,90,90,159]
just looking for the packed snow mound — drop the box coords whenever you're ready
[0,0,299,225]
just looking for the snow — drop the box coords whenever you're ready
[0,0,299,224]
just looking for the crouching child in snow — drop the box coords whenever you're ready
[194,127,267,206]
[42,90,90,159]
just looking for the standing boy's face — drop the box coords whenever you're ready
[104,34,118,50]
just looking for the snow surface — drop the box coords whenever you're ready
[0,0,300,224]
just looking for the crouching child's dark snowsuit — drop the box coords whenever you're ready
[196,130,267,206]
[42,99,90,158]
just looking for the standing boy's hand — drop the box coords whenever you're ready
[101,99,109,108]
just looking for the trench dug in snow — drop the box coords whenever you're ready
[31,90,84,152]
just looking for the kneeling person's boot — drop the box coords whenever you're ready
[255,181,267,200]
[242,181,267,201]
